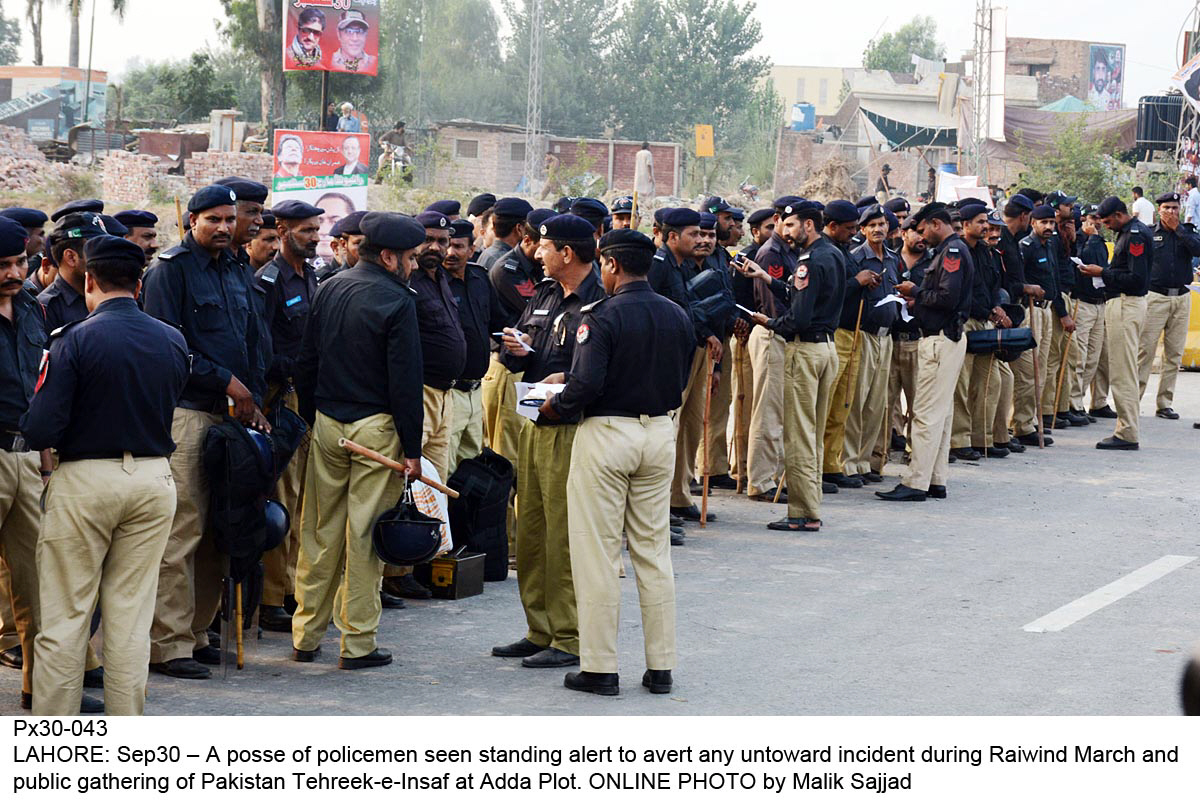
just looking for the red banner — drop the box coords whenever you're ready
[283,1,381,76]
[273,129,370,263]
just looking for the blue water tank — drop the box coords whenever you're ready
[790,103,815,131]
[938,162,958,175]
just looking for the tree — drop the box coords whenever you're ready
[116,52,236,123]
[862,15,943,73]
[219,0,283,126]
[0,2,22,65]
[24,0,41,64]
[1014,114,1122,204]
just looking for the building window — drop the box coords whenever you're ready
[795,78,806,103]
[455,138,478,159]
[818,78,828,105]
[1027,64,1051,76]
[511,142,526,162]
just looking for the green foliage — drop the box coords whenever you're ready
[115,53,236,123]
[1014,114,1123,204]
[0,1,21,65]
[863,15,944,73]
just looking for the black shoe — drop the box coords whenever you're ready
[1064,410,1090,427]
[380,591,406,610]
[83,667,104,689]
[259,605,293,632]
[890,432,906,451]
[1156,408,1180,420]
[1089,405,1118,419]
[283,594,298,615]
[950,447,980,461]
[988,444,1011,458]
[822,481,838,494]
[564,670,619,696]
[339,648,393,670]
[0,647,23,669]
[1048,414,1069,430]
[876,484,927,502]
[1096,436,1139,450]
[382,573,431,600]
[926,485,947,499]
[669,514,683,528]
[707,474,737,490]
[1007,438,1026,453]
[863,471,884,483]
[206,629,220,647]
[522,648,580,668]
[642,669,673,694]
[150,658,211,679]
[193,645,221,666]
[293,645,321,662]
[670,505,714,522]
[1015,432,1052,447]
[670,533,685,546]
[750,487,786,503]
[767,517,821,531]
[823,472,862,488]
[947,453,956,463]
[492,638,547,658]
[1074,409,1097,423]
[19,692,105,713]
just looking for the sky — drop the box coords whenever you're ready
[15,0,1194,104]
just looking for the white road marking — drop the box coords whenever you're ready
[1023,555,1197,633]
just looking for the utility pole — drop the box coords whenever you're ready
[523,0,544,195]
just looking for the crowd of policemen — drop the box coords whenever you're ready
[0,172,1196,713]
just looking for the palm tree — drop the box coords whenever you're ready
[25,0,43,65]
[28,0,126,67]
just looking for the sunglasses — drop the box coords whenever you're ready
[299,26,323,36]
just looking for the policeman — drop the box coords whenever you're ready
[246,210,279,271]
[747,200,843,530]
[878,203,974,502]
[50,198,103,223]
[696,199,738,491]
[39,212,108,332]
[142,184,268,680]
[1072,204,1111,424]
[426,199,461,219]
[0,208,47,275]
[444,219,504,468]
[882,215,932,460]
[293,213,426,670]
[569,197,609,241]
[216,176,269,263]
[113,209,160,266]
[1079,196,1153,450]
[983,212,1020,456]
[467,193,497,259]
[1011,205,1064,446]
[610,196,635,230]
[22,231,56,296]
[542,228,694,695]
[322,210,367,281]
[478,197,533,271]
[491,214,605,669]
[648,208,699,318]
[24,235,188,715]
[254,199,323,632]
[1137,191,1200,419]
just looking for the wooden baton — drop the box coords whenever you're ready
[338,438,460,498]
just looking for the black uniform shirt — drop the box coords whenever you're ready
[851,242,900,331]
[1102,219,1154,297]
[752,233,796,319]
[489,247,543,329]
[997,226,1028,302]
[649,246,704,346]
[22,271,45,297]
[21,298,188,460]
[967,240,1001,320]
[553,280,695,420]
[1019,233,1066,316]
[1150,222,1200,290]
[1076,233,1111,304]
[142,233,264,410]
[448,262,505,381]
[913,234,975,338]
[409,266,467,389]
[835,240,867,331]
[295,261,424,458]
[478,240,514,272]
[0,290,45,429]
[732,242,761,310]
[255,254,318,385]
[37,275,88,333]
[765,235,845,340]
[893,249,931,340]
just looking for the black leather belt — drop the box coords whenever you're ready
[0,431,29,452]
[1150,285,1188,297]
[179,398,227,415]
[453,379,481,392]
[425,378,455,392]
[1030,299,1050,309]
[920,328,962,341]
[792,332,831,343]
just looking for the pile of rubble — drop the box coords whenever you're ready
[0,125,69,191]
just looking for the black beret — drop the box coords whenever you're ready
[494,197,534,219]
[569,197,608,221]
[273,199,324,220]
[426,199,461,217]
[653,207,669,224]
[84,233,145,266]
[331,209,366,236]
[986,210,1004,226]
[1097,196,1127,218]
[553,196,575,213]
[50,199,104,222]
[661,207,701,227]
[855,195,879,209]
[700,196,732,214]
[747,207,774,226]
[259,211,277,231]
[361,212,425,252]
[1007,193,1035,212]
[902,214,920,230]
[697,211,717,230]
[730,208,744,222]
[415,210,450,229]
[467,193,496,217]
[781,199,820,218]
[913,202,951,225]
[188,185,238,213]
[0,216,28,257]
[883,209,900,231]
[1156,191,1181,205]
[772,194,803,211]
[598,227,655,254]
[538,213,594,242]
[858,204,886,225]
[0,208,47,229]
[113,209,158,229]
[824,200,859,223]
[884,198,911,215]
[1045,190,1077,208]
[100,215,129,237]
[610,196,634,214]
[215,176,269,204]
[1030,204,1056,220]
[526,208,557,231]
[54,212,108,241]
[809,201,825,213]
[959,203,989,221]
[957,196,988,208]
[449,219,474,240]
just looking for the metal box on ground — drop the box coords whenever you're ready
[414,548,485,599]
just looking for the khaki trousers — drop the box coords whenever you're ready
[951,318,998,449]
[1106,294,1149,443]
[727,335,753,484]
[1092,334,1111,409]
[1071,299,1107,413]
[568,415,675,674]
[1010,305,1054,437]
[1039,297,1072,416]
[0,450,41,694]
[263,389,308,607]
[482,355,522,554]
[875,337,918,471]
[903,334,968,491]
[150,408,222,664]
[34,456,175,716]
[784,340,838,520]
[822,328,860,474]
[448,386,485,471]
[294,412,401,658]
[844,332,892,475]
[991,361,1014,447]
[670,349,708,509]
[746,326,785,496]
[421,385,452,481]
[697,338,732,477]
[516,421,578,654]
[1137,291,1191,410]
[0,557,18,653]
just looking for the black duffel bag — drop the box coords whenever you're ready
[447,448,514,582]
[966,327,1036,362]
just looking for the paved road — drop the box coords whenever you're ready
[4,372,1198,716]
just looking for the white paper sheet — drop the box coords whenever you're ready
[514,382,566,421]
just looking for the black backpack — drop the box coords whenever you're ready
[203,417,278,568]
[446,448,514,582]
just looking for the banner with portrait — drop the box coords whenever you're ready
[1172,52,1200,117]
[273,129,369,263]
[283,0,381,76]
[1086,44,1124,111]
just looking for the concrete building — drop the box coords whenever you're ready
[0,66,108,141]
[769,66,852,120]
[1005,37,1127,108]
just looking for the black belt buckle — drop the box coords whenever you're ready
[2,432,27,453]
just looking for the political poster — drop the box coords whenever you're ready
[1086,44,1124,111]
[283,0,381,76]
[1172,52,1200,116]
[273,129,369,263]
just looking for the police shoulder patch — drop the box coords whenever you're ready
[259,263,281,285]
[159,245,188,261]
[48,319,80,341]
[576,323,591,344]
[580,299,604,313]
[652,253,665,261]
[503,259,518,271]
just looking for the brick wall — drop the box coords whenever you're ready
[773,129,843,192]
[102,151,178,203]
[433,127,526,193]
[185,150,274,192]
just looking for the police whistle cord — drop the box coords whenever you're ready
[844,297,865,409]
[1026,295,1044,449]
[700,354,714,528]
[1052,295,1081,418]
[337,438,460,498]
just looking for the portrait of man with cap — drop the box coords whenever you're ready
[329,9,376,73]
